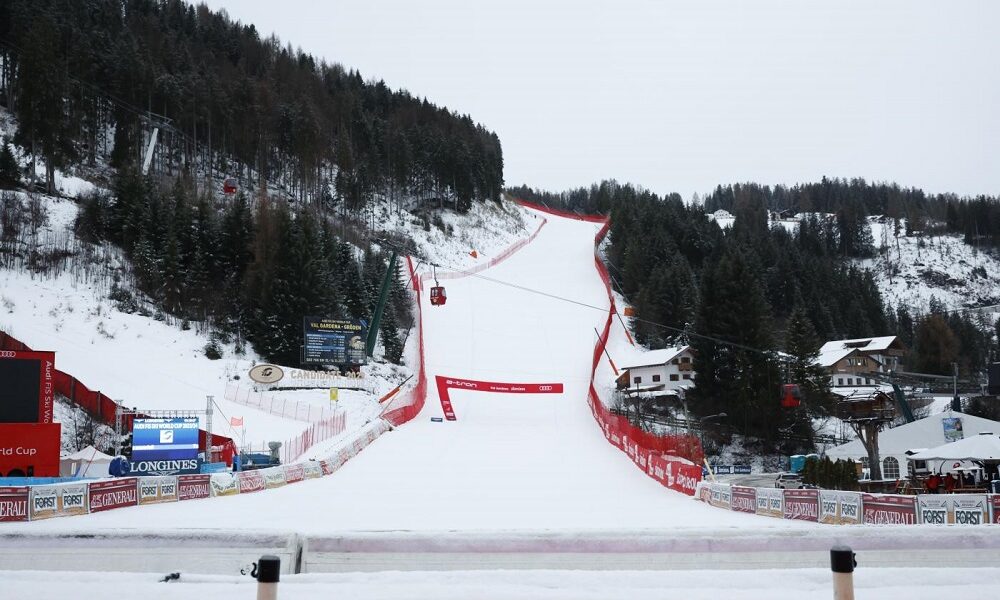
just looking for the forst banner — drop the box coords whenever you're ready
[137,476,179,505]
[755,487,784,519]
[302,317,367,366]
[132,417,200,461]
[29,482,89,520]
[819,491,863,525]
[918,494,989,525]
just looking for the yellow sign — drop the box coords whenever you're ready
[329,388,339,402]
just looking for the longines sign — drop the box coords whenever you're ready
[127,459,203,476]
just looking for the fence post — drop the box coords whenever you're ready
[831,546,856,600]
[255,554,280,600]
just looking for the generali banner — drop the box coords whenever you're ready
[238,470,266,494]
[783,489,820,521]
[284,463,305,483]
[178,474,211,500]
[731,486,757,513]
[89,478,138,513]
[0,486,29,522]
[862,494,917,525]
[29,482,89,520]
[138,476,179,505]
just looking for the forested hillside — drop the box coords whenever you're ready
[511,181,1000,447]
[0,0,502,208]
[0,0,504,365]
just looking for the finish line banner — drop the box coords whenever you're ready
[434,376,564,421]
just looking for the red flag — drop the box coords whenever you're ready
[230,416,244,427]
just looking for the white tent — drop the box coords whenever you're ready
[825,411,1000,478]
[59,445,113,478]
[908,433,1000,462]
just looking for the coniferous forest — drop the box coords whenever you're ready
[0,0,503,365]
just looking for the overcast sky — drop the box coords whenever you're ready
[200,1,999,200]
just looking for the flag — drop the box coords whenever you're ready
[230,416,244,427]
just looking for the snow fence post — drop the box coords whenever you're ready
[830,545,856,600]
[256,554,280,600]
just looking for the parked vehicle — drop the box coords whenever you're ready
[774,472,804,489]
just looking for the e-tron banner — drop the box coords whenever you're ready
[132,417,200,461]
[434,375,564,421]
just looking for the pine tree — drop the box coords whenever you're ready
[0,142,19,189]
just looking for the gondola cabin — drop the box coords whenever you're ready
[430,285,447,306]
[781,383,802,408]
[223,177,238,195]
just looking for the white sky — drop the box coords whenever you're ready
[198,1,1000,200]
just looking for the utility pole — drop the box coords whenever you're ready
[205,395,214,463]
[952,362,960,412]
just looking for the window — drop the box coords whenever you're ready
[681,356,691,363]
[671,358,679,365]
[669,374,679,381]
[882,457,900,480]
[652,374,661,382]
[837,378,844,386]
[682,374,691,380]
[633,376,642,384]
[859,457,869,469]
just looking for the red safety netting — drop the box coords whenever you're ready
[0,330,237,464]
[511,198,705,494]
[381,255,428,426]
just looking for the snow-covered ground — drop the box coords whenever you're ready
[7,567,1000,599]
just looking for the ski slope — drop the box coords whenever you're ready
[7,208,809,534]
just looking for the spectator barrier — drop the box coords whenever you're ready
[695,481,1000,526]
[513,199,705,495]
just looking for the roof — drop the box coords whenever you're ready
[819,336,900,355]
[620,346,691,369]
[63,445,113,462]
[826,411,1000,460]
[815,347,858,368]
[908,433,1000,462]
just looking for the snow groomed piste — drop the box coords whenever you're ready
[6,203,1000,577]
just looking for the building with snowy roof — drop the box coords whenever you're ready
[818,336,906,374]
[616,346,696,397]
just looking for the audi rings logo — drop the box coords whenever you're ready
[249,364,284,384]
[538,385,553,392]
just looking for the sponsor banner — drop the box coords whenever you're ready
[992,495,1000,524]
[696,482,712,503]
[862,494,917,525]
[303,461,323,479]
[0,423,62,478]
[434,375,564,421]
[783,489,819,521]
[237,470,266,494]
[88,478,138,513]
[178,474,210,501]
[819,490,862,525]
[756,487,784,519]
[0,486,29,522]
[29,482,89,520]
[0,349,55,424]
[918,494,989,525]
[319,460,334,476]
[731,485,757,513]
[733,465,752,475]
[248,364,284,385]
[709,484,732,510]
[284,463,305,483]
[209,472,240,497]
[137,476,178,505]
[128,458,202,477]
[648,455,701,495]
[262,466,287,489]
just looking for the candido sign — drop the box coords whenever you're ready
[434,375,564,420]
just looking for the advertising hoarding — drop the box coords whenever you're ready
[209,472,240,497]
[819,490,862,525]
[88,478,138,513]
[127,458,202,476]
[731,485,757,513]
[238,470,266,493]
[132,417,200,461]
[178,474,211,501]
[29,482,89,520]
[862,494,917,525]
[783,489,820,521]
[302,317,367,366]
[0,350,55,424]
[137,476,179,505]
[755,487,784,519]
[942,417,964,443]
[918,494,989,525]
[0,487,29,522]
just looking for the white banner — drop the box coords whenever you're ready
[755,487,784,519]
[918,494,989,525]
[819,490,862,524]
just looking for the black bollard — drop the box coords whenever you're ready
[256,555,280,600]
[830,545,856,600]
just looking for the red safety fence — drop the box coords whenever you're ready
[512,198,705,491]
[0,330,237,463]
[381,255,428,426]
[280,412,347,463]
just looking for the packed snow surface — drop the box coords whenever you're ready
[5,208,815,533]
